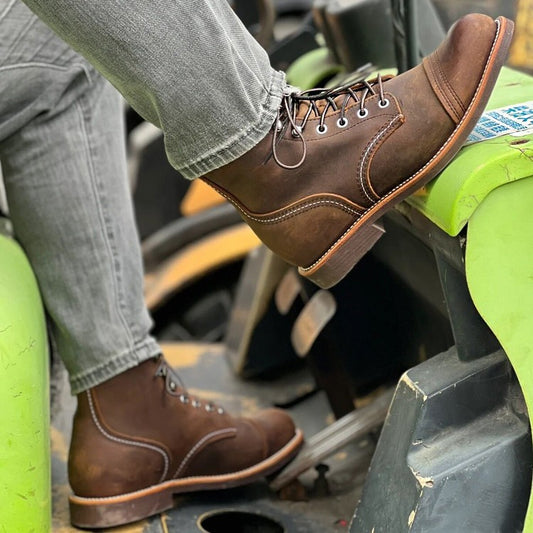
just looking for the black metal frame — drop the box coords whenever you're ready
[391,0,421,71]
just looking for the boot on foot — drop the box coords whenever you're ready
[204,14,514,288]
[68,356,303,528]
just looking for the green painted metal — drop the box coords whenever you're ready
[465,176,533,533]
[0,233,50,532]
[286,47,343,89]
[408,67,533,235]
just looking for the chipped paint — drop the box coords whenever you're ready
[334,451,348,461]
[162,341,223,368]
[187,388,228,402]
[409,466,434,488]
[160,513,170,533]
[408,510,416,528]
[18,338,36,357]
[239,396,262,415]
[113,520,150,532]
[400,374,427,401]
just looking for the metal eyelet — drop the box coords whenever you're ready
[291,126,302,137]
[155,363,168,377]
[276,119,283,132]
[378,98,390,109]
[169,380,177,391]
[217,407,225,415]
[316,124,328,135]
[205,404,215,412]
[192,400,201,408]
[179,394,189,404]
[336,117,349,128]
[357,108,369,119]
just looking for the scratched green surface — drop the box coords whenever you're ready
[0,234,50,532]
[466,176,533,533]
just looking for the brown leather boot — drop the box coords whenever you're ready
[203,14,514,288]
[68,356,303,528]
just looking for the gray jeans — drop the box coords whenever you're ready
[0,0,285,393]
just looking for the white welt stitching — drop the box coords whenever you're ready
[358,116,402,203]
[71,430,303,503]
[206,189,362,223]
[87,391,170,483]
[173,428,237,479]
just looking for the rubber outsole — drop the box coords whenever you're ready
[69,429,304,529]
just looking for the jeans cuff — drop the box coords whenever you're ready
[68,336,161,395]
[176,69,286,179]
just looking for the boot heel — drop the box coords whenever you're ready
[300,221,385,289]
[69,487,175,529]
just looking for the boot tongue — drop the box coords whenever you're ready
[155,358,185,390]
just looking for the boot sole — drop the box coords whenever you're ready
[69,429,304,529]
[300,16,515,289]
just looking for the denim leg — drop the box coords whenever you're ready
[20,0,287,178]
[0,2,160,394]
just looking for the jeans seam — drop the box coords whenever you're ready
[0,62,66,73]
[0,62,94,89]
[73,94,135,352]
[0,0,17,23]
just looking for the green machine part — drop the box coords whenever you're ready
[409,67,533,530]
[286,47,344,89]
[408,66,533,234]
[0,233,50,532]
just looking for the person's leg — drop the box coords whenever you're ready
[0,0,159,393]
[21,0,514,288]
[0,4,303,528]
[21,0,286,180]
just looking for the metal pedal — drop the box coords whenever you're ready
[270,387,394,490]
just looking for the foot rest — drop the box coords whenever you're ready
[270,388,393,491]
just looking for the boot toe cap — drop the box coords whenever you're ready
[252,408,298,456]
[437,13,500,100]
